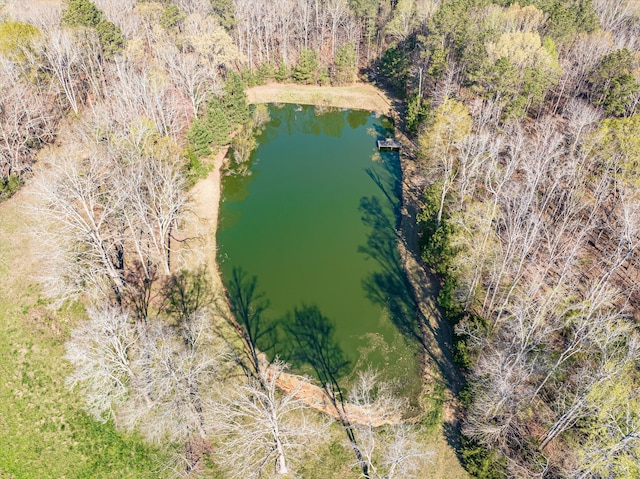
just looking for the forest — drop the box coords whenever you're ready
[0,0,639,478]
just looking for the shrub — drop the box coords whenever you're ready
[0,174,22,201]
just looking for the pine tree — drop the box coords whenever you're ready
[292,49,319,84]
[590,49,640,116]
[187,119,214,157]
[61,0,102,28]
[210,0,236,31]
[206,98,232,150]
[222,73,249,126]
[332,42,357,86]
[96,19,124,59]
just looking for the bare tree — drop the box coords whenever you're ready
[34,150,128,304]
[348,370,434,479]
[34,121,188,306]
[65,305,139,422]
[0,60,56,179]
[158,43,220,116]
[65,304,226,478]
[123,312,221,444]
[211,360,327,478]
[36,28,88,114]
[106,59,190,139]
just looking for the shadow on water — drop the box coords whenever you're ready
[364,132,465,401]
[224,267,278,373]
[359,149,425,349]
[359,195,423,347]
[222,266,351,390]
[279,304,352,395]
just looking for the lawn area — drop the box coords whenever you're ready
[247,82,394,114]
[0,187,169,478]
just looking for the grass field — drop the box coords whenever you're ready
[247,83,395,115]
[0,187,170,478]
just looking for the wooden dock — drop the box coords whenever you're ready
[377,138,402,150]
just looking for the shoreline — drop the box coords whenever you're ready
[189,84,448,396]
[188,146,227,291]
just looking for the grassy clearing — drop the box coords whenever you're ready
[0,188,169,478]
[247,83,394,115]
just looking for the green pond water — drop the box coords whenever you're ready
[218,104,421,394]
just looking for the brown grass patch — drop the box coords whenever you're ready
[247,82,394,114]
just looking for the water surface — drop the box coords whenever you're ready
[218,104,421,394]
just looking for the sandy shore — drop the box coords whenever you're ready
[187,147,227,291]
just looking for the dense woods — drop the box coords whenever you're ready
[406,2,640,478]
[1,0,640,477]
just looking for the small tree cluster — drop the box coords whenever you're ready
[187,72,249,158]
[61,0,124,58]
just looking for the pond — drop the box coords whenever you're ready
[218,104,422,396]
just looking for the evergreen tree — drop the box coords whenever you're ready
[222,73,249,126]
[61,0,102,28]
[378,46,409,94]
[254,63,275,85]
[292,49,319,84]
[159,5,186,32]
[61,0,123,58]
[210,0,236,31]
[274,62,289,82]
[95,19,124,59]
[205,97,232,151]
[187,119,214,157]
[332,42,357,85]
[590,49,640,117]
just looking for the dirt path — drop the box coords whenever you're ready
[186,147,227,292]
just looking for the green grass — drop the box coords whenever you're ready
[421,381,446,432]
[0,193,169,478]
[297,425,358,479]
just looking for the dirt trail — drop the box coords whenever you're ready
[276,368,402,427]
[186,147,226,292]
